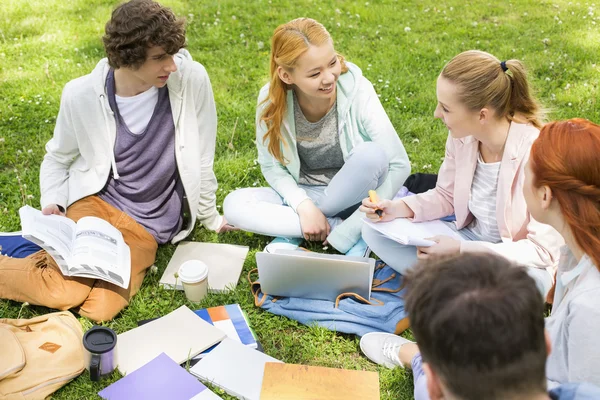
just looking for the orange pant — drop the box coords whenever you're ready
[0,196,157,321]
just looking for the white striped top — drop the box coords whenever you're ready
[464,153,502,243]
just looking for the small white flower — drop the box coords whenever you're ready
[150,265,158,274]
[27,149,32,153]
[404,26,411,32]
[412,138,420,143]
[0,137,4,142]
[231,15,236,20]
[27,194,34,199]
[240,33,245,38]
[565,83,571,90]
[257,41,264,50]
[545,77,551,81]
[568,102,572,106]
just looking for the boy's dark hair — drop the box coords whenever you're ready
[405,253,547,400]
[103,0,186,69]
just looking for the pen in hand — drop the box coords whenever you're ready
[368,190,383,218]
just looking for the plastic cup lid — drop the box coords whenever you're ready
[178,260,209,283]
[83,326,117,354]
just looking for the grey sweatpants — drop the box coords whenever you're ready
[224,142,388,239]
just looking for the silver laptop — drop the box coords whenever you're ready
[256,250,375,302]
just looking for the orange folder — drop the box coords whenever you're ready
[260,362,380,400]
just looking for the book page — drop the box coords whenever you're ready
[71,217,131,289]
[19,206,76,272]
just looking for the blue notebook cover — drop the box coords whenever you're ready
[193,304,257,359]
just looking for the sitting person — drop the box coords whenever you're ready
[360,252,600,400]
[223,18,411,255]
[0,0,233,322]
[360,50,563,297]
[524,118,600,386]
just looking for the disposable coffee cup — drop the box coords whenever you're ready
[178,260,209,303]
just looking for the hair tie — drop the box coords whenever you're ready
[500,61,508,72]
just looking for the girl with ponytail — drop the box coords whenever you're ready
[224,18,410,254]
[524,118,600,386]
[360,50,563,296]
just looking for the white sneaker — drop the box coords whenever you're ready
[360,332,415,369]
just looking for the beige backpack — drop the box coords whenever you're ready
[0,311,85,400]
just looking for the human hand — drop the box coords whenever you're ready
[359,198,414,222]
[216,216,239,234]
[41,204,65,216]
[416,235,461,259]
[297,199,330,242]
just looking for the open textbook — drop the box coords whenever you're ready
[363,217,462,247]
[19,205,131,289]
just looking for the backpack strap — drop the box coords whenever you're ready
[334,293,384,308]
[371,265,407,294]
[248,269,269,307]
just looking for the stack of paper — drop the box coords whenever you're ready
[260,363,380,400]
[160,242,249,293]
[116,306,226,375]
[190,338,282,400]
[363,218,462,247]
[99,353,222,400]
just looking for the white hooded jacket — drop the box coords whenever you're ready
[40,49,222,242]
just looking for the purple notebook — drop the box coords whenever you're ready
[98,353,221,400]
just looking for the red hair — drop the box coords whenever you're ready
[530,118,600,269]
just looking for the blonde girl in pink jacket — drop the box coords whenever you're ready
[361,50,563,297]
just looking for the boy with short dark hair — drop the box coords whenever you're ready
[360,253,600,400]
[0,0,234,321]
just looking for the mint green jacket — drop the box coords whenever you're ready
[255,62,411,252]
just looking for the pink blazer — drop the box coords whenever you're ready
[403,122,563,269]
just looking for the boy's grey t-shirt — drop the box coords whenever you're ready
[293,93,344,186]
[99,70,184,244]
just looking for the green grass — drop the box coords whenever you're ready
[0,0,598,398]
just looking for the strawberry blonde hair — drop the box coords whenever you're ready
[260,18,348,164]
[441,50,544,129]
[530,118,600,269]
